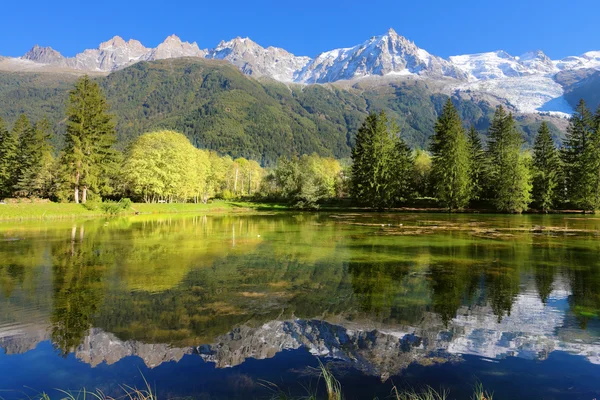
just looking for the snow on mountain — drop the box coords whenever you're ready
[207,37,310,82]
[554,50,600,71]
[8,30,600,115]
[450,50,557,81]
[296,28,467,83]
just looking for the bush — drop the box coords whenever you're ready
[100,198,133,215]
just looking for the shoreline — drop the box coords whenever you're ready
[0,201,596,222]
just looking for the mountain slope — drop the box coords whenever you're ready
[0,58,568,164]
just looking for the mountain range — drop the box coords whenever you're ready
[3,28,600,116]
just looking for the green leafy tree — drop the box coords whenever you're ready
[585,108,600,211]
[467,125,487,202]
[122,130,196,203]
[532,122,560,212]
[0,117,18,199]
[412,150,432,198]
[561,99,595,211]
[351,111,413,209]
[62,76,117,203]
[487,106,532,213]
[430,99,471,211]
[14,117,55,198]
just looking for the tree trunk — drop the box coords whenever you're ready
[74,186,79,204]
[234,168,239,194]
[82,187,87,204]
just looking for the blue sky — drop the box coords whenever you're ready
[1,0,597,59]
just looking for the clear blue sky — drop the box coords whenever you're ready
[1,0,597,59]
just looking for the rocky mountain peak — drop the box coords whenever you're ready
[22,45,64,63]
[99,36,128,50]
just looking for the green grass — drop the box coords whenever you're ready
[0,200,290,221]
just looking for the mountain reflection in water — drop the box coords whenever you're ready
[0,213,599,398]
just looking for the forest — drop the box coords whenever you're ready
[1,75,599,213]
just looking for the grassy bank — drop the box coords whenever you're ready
[0,201,289,221]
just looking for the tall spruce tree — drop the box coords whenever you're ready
[62,75,117,203]
[351,111,413,209]
[561,99,595,211]
[11,114,36,197]
[430,99,471,211]
[585,107,600,211]
[467,125,486,202]
[487,106,532,213]
[15,117,55,198]
[532,122,560,212]
[0,117,18,199]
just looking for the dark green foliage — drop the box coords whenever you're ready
[487,106,532,213]
[62,76,118,203]
[430,99,471,210]
[0,60,523,165]
[561,99,596,211]
[0,117,18,198]
[14,117,55,198]
[532,122,560,212]
[467,125,487,202]
[351,111,413,209]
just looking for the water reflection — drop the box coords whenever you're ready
[1,213,600,395]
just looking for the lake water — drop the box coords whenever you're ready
[0,213,599,399]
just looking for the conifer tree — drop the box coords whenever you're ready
[351,111,413,209]
[487,106,532,213]
[11,114,35,196]
[532,122,560,212]
[0,117,18,199]
[467,125,486,202]
[561,99,595,211]
[584,107,600,211]
[15,117,55,198]
[62,75,117,203]
[430,99,471,211]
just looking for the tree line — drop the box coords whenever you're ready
[1,75,599,213]
[351,99,600,213]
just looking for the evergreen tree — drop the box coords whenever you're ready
[467,125,486,202]
[532,122,560,212]
[62,75,117,203]
[15,117,55,198]
[487,106,532,213]
[561,99,595,211]
[351,111,413,209]
[585,107,600,211]
[11,114,35,196]
[430,99,471,211]
[0,117,18,199]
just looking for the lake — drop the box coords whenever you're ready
[0,213,599,399]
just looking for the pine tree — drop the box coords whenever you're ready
[585,107,600,211]
[532,122,560,212]
[561,99,595,211]
[15,117,55,198]
[11,114,36,197]
[430,99,471,211]
[487,106,532,213]
[0,117,18,199]
[467,125,486,202]
[351,111,413,209]
[62,75,117,203]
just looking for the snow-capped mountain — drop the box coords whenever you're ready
[5,30,600,115]
[208,37,311,82]
[297,28,467,83]
[450,50,557,81]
